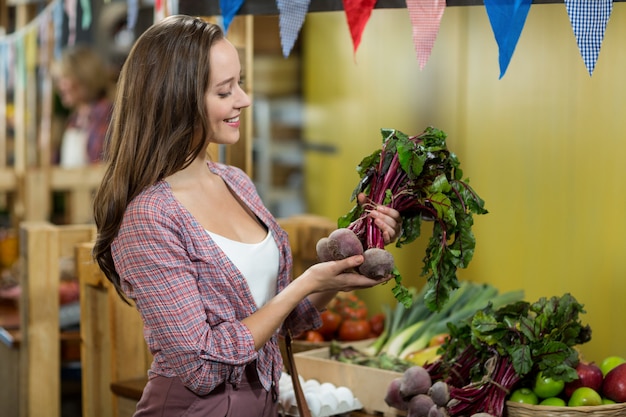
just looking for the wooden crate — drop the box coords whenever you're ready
[293,343,406,417]
[277,214,336,278]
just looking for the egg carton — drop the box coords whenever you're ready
[278,372,364,417]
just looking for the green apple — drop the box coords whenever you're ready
[567,387,602,406]
[539,397,566,406]
[600,356,626,377]
[533,372,565,398]
[509,388,539,405]
[602,398,617,404]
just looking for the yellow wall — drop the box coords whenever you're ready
[302,4,626,363]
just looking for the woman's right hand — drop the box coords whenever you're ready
[302,254,392,294]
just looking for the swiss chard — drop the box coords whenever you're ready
[338,127,487,311]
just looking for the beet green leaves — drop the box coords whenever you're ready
[338,127,487,311]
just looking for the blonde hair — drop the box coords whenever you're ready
[52,45,111,102]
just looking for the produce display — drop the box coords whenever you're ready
[336,127,487,310]
[328,282,523,372]
[381,293,626,417]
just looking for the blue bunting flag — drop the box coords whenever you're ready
[565,0,613,76]
[220,0,245,34]
[484,0,532,79]
[277,0,311,58]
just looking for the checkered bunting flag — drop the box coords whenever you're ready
[220,0,245,33]
[407,0,446,70]
[565,0,613,76]
[277,0,311,58]
[484,0,532,79]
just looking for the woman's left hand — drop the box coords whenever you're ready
[357,193,402,246]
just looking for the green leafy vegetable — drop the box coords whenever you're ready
[338,127,487,311]
[424,293,591,417]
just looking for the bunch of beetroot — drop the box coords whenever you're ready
[337,127,487,310]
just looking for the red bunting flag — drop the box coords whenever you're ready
[342,0,378,56]
[406,0,446,70]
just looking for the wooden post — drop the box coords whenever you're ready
[19,222,96,417]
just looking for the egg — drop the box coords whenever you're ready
[304,391,322,416]
[280,388,297,410]
[302,378,321,393]
[333,386,356,407]
[319,389,339,410]
[319,381,337,394]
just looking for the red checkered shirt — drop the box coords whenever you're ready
[111,161,321,395]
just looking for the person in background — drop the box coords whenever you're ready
[92,15,402,417]
[52,45,114,167]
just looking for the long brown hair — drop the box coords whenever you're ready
[92,15,225,300]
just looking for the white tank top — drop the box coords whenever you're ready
[207,230,279,308]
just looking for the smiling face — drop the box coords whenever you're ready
[205,39,251,146]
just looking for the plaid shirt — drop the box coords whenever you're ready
[112,161,321,395]
[65,98,112,163]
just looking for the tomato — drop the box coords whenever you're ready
[369,313,385,337]
[305,330,325,343]
[338,319,371,341]
[329,293,368,321]
[318,310,342,340]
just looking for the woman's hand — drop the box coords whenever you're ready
[357,193,402,245]
[304,254,392,294]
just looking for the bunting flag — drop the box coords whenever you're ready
[127,0,139,29]
[342,0,377,56]
[64,0,78,45]
[154,0,166,22]
[277,0,311,58]
[484,0,532,79]
[406,0,446,70]
[565,0,613,76]
[79,0,92,30]
[220,0,245,33]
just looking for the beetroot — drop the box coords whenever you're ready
[316,228,364,262]
[400,365,432,398]
[428,381,450,407]
[316,228,395,279]
[358,248,395,279]
[407,394,435,417]
[602,362,626,402]
[384,377,409,411]
[338,127,487,310]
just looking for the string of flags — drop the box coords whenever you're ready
[0,0,618,86]
[224,0,614,78]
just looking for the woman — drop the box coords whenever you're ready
[92,15,401,417]
[52,45,113,166]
